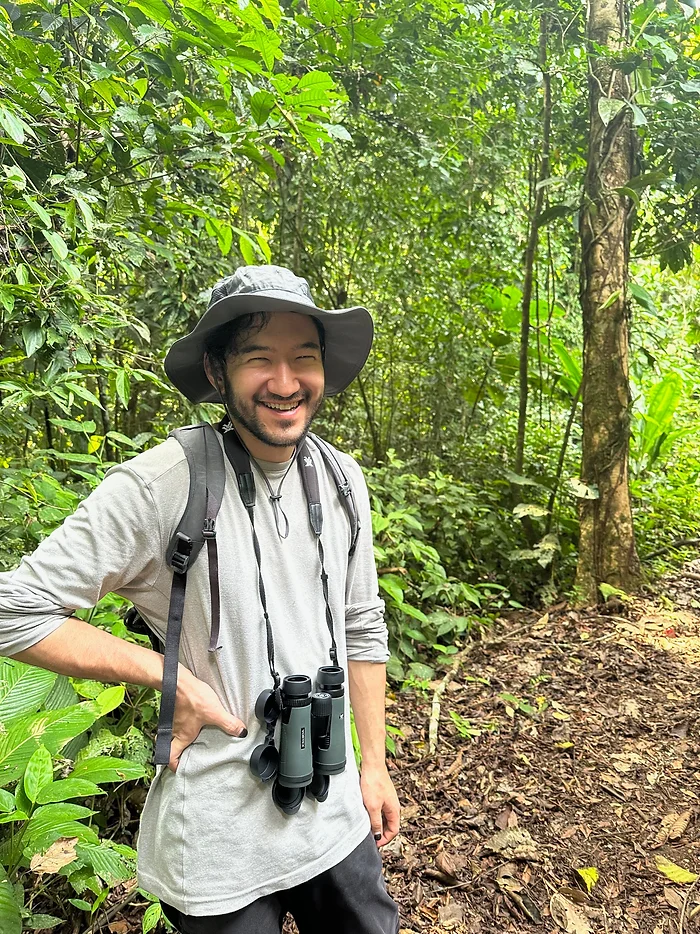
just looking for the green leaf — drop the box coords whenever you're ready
[43,229,69,261]
[597,97,626,127]
[76,842,135,884]
[75,196,95,232]
[128,0,172,25]
[250,90,275,125]
[24,915,63,930]
[22,323,46,358]
[401,603,429,623]
[0,105,28,145]
[378,575,405,604]
[0,789,16,812]
[68,899,92,912]
[24,746,54,803]
[23,196,52,227]
[629,282,657,315]
[36,779,105,804]
[92,685,125,716]
[115,370,131,408]
[0,867,21,934]
[50,418,97,433]
[70,756,146,784]
[408,662,435,680]
[64,382,103,408]
[142,901,163,934]
[0,661,57,721]
[298,70,335,91]
[0,705,98,787]
[239,233,257,265]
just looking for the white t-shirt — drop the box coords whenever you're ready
[0,432,388,915]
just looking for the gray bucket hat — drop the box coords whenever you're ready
[164,265,373,403]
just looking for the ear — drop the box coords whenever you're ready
[203,353,224,395]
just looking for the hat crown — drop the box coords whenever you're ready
[210,265,316,309]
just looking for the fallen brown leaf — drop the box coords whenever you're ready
[550,893,592,934]
[484,828,541,862]
[30,837,79,874]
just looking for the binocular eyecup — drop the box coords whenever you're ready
[250,669,346,814]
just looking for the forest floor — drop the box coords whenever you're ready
[106,567,700,934]
[382,566,700,934]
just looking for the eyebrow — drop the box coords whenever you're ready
[239,341,321,354]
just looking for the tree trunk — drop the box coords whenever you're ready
[576,0,641,603]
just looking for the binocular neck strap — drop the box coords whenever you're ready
[298,440,339,667]
[221,426,281,691]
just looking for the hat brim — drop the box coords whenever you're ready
[164,290,373,403]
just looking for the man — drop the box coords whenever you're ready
[0,266,401,933]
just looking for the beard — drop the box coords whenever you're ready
[222,375,323,449]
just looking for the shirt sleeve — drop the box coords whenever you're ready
[0,465,163,657]
[341,456,389,664]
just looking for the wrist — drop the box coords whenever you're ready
[360,757,388,775]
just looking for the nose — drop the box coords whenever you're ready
[267,361,300,398]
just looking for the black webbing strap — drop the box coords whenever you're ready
[309,433,360,556]
[298,439,338,666]
[155,543,190,765]
[154,424,225,766]
[221,426,281,691]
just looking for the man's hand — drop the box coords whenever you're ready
[360,764,401,847]
[170,665,247,772]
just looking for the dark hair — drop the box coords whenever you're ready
[204,312,326,378]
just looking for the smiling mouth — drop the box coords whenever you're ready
[259,400,304,412]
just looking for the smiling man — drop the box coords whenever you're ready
[0,266,400,934]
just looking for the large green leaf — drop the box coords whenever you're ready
[70,756,147,784]
[0,867,21,934]
[24,746,54,803]
[24,803,97,855]
[0,705,97,787]
[36,779,105,805]
[0,661,57,721]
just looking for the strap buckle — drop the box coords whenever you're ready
[171,532,193,573]
[202,517,216,539]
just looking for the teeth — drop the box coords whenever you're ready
[264,402,300,411]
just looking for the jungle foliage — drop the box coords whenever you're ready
[2,0,700,928]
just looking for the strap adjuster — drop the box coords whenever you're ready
[202,517,216,539]
[171,532,193,573]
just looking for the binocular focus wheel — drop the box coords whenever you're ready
[272,779,305,815]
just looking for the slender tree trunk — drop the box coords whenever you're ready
[515,14,551,476]
[576,0,641,603]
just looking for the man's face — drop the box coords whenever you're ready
[220,311,325,454]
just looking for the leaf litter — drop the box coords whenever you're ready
[377,583,700,933]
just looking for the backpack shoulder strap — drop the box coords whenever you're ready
[155,423,226,766]
[308,434,361,557]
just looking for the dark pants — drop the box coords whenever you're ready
[160,833,399,934]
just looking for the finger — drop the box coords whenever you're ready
[168,740,186,774]
[206,706,248,738]
[380,800,401,846]
[368,805,383,844]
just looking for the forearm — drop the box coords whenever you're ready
[11,616,165,691]
[348,659,387,771]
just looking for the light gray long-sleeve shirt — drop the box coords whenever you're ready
[0,432,388,915]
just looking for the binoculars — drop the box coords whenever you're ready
[250,666,347,814]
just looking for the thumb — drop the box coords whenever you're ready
[207,704,248,738]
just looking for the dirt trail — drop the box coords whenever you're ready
[384,577,700,933]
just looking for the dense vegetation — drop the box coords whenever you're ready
[1,0,700,929]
